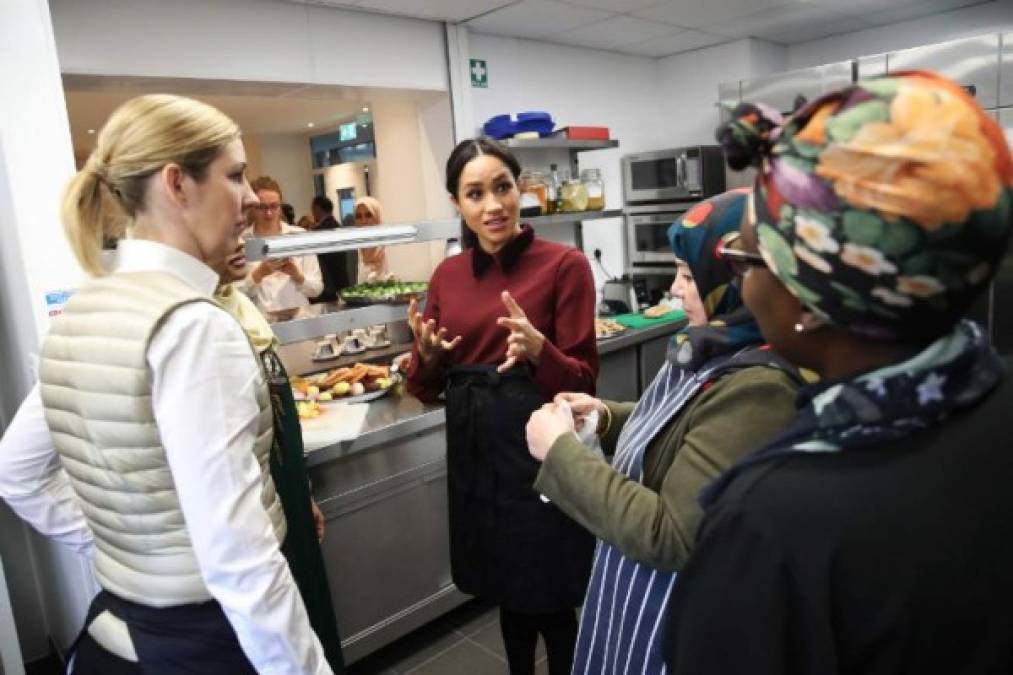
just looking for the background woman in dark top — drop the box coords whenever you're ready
[663,71,1013,674]
[406,138,598,675]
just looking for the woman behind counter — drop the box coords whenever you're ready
[525,189,801,674]
[0,95,330,673]
[664,71,1013,673]
[217,242,345,672]
[353,196,390,281]
[406,138,599,675]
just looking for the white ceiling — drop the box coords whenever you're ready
[287,0,991,57]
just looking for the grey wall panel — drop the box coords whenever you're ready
[886,34,1000,109]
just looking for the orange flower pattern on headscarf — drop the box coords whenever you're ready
[719,70,1013,341]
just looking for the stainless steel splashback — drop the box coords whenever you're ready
[884,34,1001,108]
[739,61,853,115]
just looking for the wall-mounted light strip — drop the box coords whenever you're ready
[244,224,419,261]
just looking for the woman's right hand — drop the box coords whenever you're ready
[554,392,607,432]
[408,297,462,365]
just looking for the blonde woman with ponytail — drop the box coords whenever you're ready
[0,95,332,675]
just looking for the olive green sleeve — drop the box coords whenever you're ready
[600,400,635,456]
[534,367,798,570]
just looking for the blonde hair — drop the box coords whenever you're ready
[61,94,240,275]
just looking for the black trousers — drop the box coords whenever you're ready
[70,590,256,675]
[499,606,579,675]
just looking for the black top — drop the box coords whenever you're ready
[314,214,357,302]
[663,359,1013,675]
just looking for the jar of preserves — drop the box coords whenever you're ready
[559,177,589,212]
[518,169,548,217]
[580,168,605,211]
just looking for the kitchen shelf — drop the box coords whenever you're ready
[504,138,618,151]
[525,209,623,226]
[271,303,414,345]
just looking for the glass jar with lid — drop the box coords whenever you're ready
[580,168,605,211]
[559,176,589,212]
[518,169,548,217]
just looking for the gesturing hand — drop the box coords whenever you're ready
[496,291,546,373]
[407,296,462,365]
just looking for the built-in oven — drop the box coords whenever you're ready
[626,207,689,267]
[621,146,726,204]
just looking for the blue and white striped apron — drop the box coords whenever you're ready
[572,350,753,675]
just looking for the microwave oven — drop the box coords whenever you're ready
[621,146,726,204]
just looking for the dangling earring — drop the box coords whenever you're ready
[794,322,805,333]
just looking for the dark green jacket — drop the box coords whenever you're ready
[534,366,798,570]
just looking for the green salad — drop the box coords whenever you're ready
[340,281,428,304]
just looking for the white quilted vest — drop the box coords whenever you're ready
[38,271,285,607]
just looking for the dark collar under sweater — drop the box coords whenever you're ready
[471,224,534,278]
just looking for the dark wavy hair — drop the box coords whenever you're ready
[445,137,521,249]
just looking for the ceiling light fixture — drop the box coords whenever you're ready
[307,122,315,128]
[87,129,95,134]
[362,107,369,112]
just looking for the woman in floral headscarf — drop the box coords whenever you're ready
[664,71,1013,674]
[525,188,801,674]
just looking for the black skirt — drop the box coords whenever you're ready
[445,365,594,613]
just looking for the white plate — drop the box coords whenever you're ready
[319,386,392,405]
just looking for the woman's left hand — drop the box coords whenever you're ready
[497,291,546,373]
[311,499,325,543]
[526,402,576,462]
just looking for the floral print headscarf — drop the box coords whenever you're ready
[718,70,1013,342]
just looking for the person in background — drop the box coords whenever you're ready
[524,189,800,674]
[281,202,296,228]
[296,214,316,231]
[0,94,330,674]
[664,71,1013,674]
[217,241,345,672]
[353,196,390,282]
[406,138,598,675]
[312,195,356,302]
[240,176,323,315]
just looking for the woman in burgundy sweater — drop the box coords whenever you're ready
[406,138,598,675]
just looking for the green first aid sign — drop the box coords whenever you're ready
[470,59,488,88]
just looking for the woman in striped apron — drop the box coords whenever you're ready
[526,188,802,674]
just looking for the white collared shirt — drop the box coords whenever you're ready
[240,223,324,312]
[0,239,331,675]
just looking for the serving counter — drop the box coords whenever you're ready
[280,317,684,663]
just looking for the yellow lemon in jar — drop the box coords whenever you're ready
[560,182,589,212]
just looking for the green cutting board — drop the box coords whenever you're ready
[612,309,686,330]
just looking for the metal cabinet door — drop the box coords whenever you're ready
[740,61,854,115]
[886,34,1001,109]
[1001,32,1013,107]
[990,108,1013,355]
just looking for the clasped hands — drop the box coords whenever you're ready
[525,393,606,462]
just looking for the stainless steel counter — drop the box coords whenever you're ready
[596,318,686,356]
[304,394,445,468]
[293,319,683,468]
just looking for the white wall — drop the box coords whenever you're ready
[49,0,448,92]
[0,0,94,661]
[788,0,1013,68]
[656,38,788,147]
[255,133,316,222]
